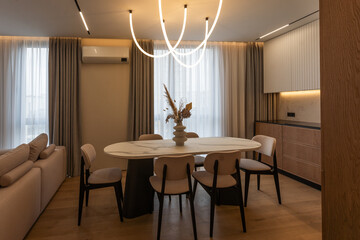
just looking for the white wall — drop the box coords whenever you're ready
[80,38,132,171]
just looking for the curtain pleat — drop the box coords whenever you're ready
[48,37,82,177]
[128,40,154,140]
[245,42,278,140]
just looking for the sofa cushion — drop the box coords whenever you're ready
[0,149,10,156]
[39,144,56,159]
[0,144,30,176]
[29,133,48,161]
[0,161,33,187]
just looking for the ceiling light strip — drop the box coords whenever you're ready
[74,0,90,35]
[258,24,289,39]
[257,10,319,40]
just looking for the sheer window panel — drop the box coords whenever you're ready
[154,41,224,139]
[0,37,49,148]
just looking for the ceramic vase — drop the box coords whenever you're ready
[173,121,187,146]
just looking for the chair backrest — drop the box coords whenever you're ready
[139,134,163,141]
[252,135,276,157]
[154,154,195,180]
[186,132,199,138]
[80,144,96,169]
[204,151,241,175]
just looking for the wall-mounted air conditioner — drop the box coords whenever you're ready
[82,46,129,64]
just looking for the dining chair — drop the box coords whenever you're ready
[149,154,197,240]
[186,132,205,170]
[78,144,123,226]
[138,133,172,201]
[240,135,281,206]
[192,151,246,237]
[138,134,163,141]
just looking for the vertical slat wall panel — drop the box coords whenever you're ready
[264,20,320,93]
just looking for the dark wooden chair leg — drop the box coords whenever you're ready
[119,182,124,203]
[238,185,246,232]
[157,193,165,240]
[210,190,216,237]
[273,172,282,204]
[179,194,182,213]
[78,187,85,226]
[169,195,171,201]
[257,174,260,190]
[193,180,198,197]
[189,192,198,240]
[114,184,124,222]
[244,172,250,207]
[85,189,89,206]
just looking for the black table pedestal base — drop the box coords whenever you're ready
[123,158,154,218]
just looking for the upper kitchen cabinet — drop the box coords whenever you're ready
[264,20,320,93]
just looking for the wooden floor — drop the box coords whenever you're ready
[26,173,321,240]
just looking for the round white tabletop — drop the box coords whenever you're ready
[104,137,261,159]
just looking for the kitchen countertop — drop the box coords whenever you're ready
[256,120,321,130]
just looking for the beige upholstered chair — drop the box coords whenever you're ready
[240,135,281,206]
[192,151,246,237]
[186,132,205,169]
[150,154,197,240]
[138,134,163,141]
[78,144,123,226]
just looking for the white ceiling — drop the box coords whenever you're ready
[0,0,319,42]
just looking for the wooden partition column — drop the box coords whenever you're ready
[320,0,360,239]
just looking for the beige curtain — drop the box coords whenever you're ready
[128,40,154,140]
[49,37,82,177]
[245,42,277,140]
[220,42,247,138]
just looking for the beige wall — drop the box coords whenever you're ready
[80,38,132,170]
[277,90,320,123]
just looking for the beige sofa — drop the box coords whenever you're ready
[0,134,66,240]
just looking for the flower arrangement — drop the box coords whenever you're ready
[163,84,192,124]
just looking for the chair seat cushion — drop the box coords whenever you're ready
[240,158,271,171]
[88,168,122,184]
[149,176,189,194]
[194,155,206,166]
[192,171,237,188]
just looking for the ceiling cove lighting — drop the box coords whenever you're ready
[257,10,319,40]
[74,0,90,35]
[129,0,223,68]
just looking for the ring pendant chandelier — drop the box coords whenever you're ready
[129,0,223,68]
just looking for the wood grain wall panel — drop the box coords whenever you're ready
[283,141,321,165]
[255,122,283,169]
[282,155,321,184]
[320,0,360,239]
[283,126,321,147]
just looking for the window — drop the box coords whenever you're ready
[24,47,49,143]
[154,41,223,139]
[0,37,49,148]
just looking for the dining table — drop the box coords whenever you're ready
[104,137,261,218]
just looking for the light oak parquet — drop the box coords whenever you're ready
[26,172,321,240]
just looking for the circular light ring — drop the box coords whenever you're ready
[129,6,188,58]
[159,0,223,56]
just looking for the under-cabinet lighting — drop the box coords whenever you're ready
[280,90,320,97]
